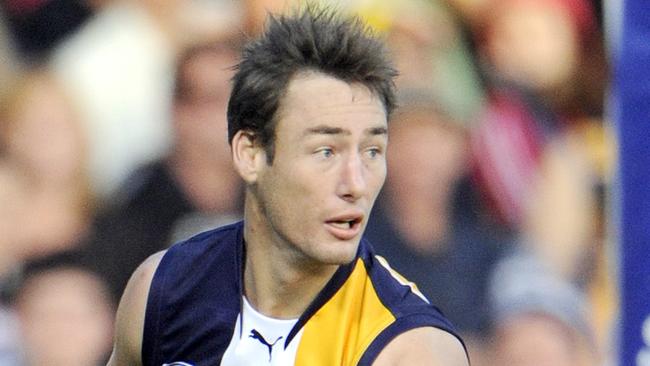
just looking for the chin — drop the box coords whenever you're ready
[315,240,360,265]
[319,255,356,266]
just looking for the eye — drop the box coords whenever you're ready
[315,147,334,159]
[364,147,383,159]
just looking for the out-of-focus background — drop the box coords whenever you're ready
[0,0,636,365]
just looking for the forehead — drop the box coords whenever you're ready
[275,72,387,133]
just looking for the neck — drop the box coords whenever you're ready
[242,192,338,319]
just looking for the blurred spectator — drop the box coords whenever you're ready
[481,119,614,363]
[522,133,597,281]
[0,0,93,61]
[354,0,485,123]
[522,127,616,359]
[0,14,20,92]
[0,70,98,364]
[455,0,607,120]
[0,161,30,366]
[480,0,598,112]
[0,161,30,282]
[50,0,244,199]
[85,37,244,301]
[365,91,511,360]
[487,249,601,366]
[469,86,554,228]
[49,1,175,199]
[0,306,21,365]
[469,0,606,229]
[0,69,93,257]
[15,253,114,366]
[466,3,615,350]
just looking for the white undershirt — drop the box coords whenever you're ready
[221,297,303,365]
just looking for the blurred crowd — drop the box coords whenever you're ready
[0,0,615,365]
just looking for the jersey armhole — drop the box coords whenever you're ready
[141,251,171,366]
[356,314,468,366]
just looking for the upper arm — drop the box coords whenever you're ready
[107,251,166,366]
[372,326,469,366]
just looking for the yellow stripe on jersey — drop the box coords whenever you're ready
[294,258,395,365]
[374,255,429,304]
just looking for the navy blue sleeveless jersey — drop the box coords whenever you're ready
[142,221,465,365]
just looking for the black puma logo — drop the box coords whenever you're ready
[249,329,283,361]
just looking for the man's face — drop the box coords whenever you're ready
[253,72,388,266]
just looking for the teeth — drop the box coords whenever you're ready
[330,221,352,229]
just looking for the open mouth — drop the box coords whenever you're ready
[325,216,363,240]
[328,218,361,230]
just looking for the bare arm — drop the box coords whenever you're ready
[107,251,166,366]
[373,327,469,366]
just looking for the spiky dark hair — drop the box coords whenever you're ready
[227,5,397,162]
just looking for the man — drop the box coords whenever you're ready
[108,7,468,366]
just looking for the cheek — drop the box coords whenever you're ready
[371,162,387,195]
[262,165,318,220]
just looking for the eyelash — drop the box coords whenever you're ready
[365,147,382,159]
[314,147,383,160]
[315,147,334,159]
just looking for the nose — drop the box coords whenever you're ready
[337,152,367,202]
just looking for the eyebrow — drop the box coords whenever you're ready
[303,125,387,137]
[367,126,388,136]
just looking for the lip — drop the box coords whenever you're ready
[324,212,364,241]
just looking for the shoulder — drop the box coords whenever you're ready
[141,221,243,276]
[372,326,469,366]
[108,250,166,366]
[356,244,468,365]
[360,247,439,318]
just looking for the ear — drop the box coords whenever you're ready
[231,130,266,184]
